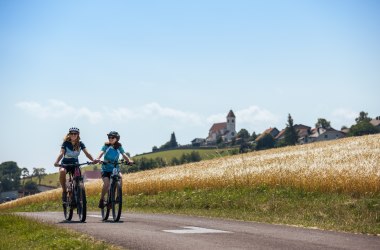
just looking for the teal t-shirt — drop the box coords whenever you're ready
[101,145,125,172]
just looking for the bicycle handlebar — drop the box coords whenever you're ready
[100,159,134,166]
[59,161,94,168]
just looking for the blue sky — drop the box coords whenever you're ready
[1,0,379,173]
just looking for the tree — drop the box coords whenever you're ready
[169,132,178,148]
[315,118,331,129]
[237,129,250,141]
[21,168,29,183]
[32,168,46,185]
[0,161,21,191]
[250,132,258,141]
[23,180,39,195]
[349,121,379,136]
[190,151,201,162]
[159,132,179,150]
[355,111,371,123]
[256,133,275,150]
[284,114,298,146]
[152,146,158,152]
[216,135,223,145]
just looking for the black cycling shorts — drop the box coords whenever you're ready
[101,172,112,179]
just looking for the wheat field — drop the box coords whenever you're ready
[1,134,379,210]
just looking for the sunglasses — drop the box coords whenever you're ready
[108,136,116,139]
[69,133,78,135]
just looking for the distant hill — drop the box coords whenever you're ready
[133,148,238,161]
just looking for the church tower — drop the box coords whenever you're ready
[226,110,236,138]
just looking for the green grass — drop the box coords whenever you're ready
[4,186,380,235]
[133,148,236,161]
[123,186,380,235]
[0,213,121,250]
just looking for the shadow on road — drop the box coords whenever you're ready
[59,220,87,224]
[101,220,124,223]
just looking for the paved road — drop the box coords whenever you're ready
[19,212,379,250]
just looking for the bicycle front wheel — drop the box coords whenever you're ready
[101,190,110,221]
[63,191,73,221]
[76,182,87,222]
[112,181,122,222]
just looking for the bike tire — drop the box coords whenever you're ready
[101,190,110,221]
[63,191,73,221]
[77,182,87,222]
[112,181,122,222]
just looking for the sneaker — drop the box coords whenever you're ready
[98,199,104,209]
[62,192,67,203]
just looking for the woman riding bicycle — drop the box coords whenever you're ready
[54,127,96,202]
[95,131,133,208]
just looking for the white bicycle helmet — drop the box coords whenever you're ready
[69,127,80,133]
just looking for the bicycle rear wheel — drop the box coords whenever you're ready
[76,183,87,222]
[63,191,73,221]
[112,181,122,222]
[101,191,110,221]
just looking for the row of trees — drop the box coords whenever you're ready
[152,132,178,152]
[238,111,379,152]
[0,161,45,194]
[122,151,202,173]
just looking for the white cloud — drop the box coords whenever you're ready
[17,100,277,130]
[237,106,279,124]
[16,100,103,124]
[109,102,203,125]
[332,108,357,121]
[207,106,278,127]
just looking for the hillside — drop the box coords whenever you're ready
[2,134,379,234]
[133,147,236,161]
[9,134,380,201]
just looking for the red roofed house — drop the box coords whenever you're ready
[275,124,311,144]
[206,110,236,144]
[256,127,280,142]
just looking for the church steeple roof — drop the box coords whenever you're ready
[227,110,235,118]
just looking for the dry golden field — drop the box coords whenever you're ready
[120,134,380,195]
[1,134,379,210]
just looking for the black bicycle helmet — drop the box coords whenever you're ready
[107,131,120,140]
[69,127,80,133]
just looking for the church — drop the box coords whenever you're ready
[206,110,236,144]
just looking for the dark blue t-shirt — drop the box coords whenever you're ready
[61,141,86,164]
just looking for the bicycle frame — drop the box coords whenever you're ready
[60,162,91,222]
[101,160,131,222]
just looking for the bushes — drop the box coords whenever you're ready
[122,151,202,173]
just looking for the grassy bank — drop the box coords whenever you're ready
[133,148,235,161]
[0,213,121,249]
[3,186,379,235]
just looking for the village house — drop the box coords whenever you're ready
[274,124,311,144]
[308,127,346,142]
[205,110,237,144]
[370,116,380,129]
[191,138,206,147]
[256,127,280,142]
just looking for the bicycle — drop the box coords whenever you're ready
[100,159,132,222]
[60,162,92,222]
